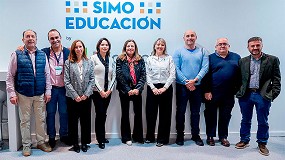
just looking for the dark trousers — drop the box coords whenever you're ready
[146,84,173,144]
[91,91,111,143]
[204,96,235,139]
[176,83,202,136]
[67,97,92,145]
[119,91,143,142]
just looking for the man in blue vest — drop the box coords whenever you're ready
[6,29,52,156]
[42,29,70,148]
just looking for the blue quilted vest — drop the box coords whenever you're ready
[15,49,46,97]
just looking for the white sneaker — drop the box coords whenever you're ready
[22,146,31,156]
[126,141,132,146]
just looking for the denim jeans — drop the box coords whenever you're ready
[238,91,271,144]
[46,87,68,138]
[176,83,202,136]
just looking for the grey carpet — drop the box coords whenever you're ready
[0,135,284,160]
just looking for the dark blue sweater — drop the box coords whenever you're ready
[202,52,241,100]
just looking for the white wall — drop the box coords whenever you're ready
[0,0,284,149]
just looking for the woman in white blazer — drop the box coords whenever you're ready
[90,38,116,149]
[64,40,95,153]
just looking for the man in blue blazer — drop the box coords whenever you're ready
[235,37,281,156]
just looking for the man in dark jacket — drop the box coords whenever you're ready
[235,37,281,156]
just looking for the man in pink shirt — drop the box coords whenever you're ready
[6,29,52,156]
[42,29,70,148]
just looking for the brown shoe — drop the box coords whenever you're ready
[220,138,230,147]
[206,137,215,146]
[258,143,269,156]
[37,143,52,152]
[235,141,249,149]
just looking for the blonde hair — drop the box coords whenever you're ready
[151,38,167,56]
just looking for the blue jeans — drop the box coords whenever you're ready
[176,83,202,136]
[238,91,271,144]
[46,87,68,138]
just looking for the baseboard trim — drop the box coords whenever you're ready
[28,131,285,140]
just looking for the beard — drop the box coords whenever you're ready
[250,49,261,55]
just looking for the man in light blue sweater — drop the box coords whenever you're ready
[172,30,209,146]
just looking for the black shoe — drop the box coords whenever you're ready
[156,142,163,147]
[81,144,90,152]
[104,139,109,143]
[191,135,204,146]
[145,139,155,143]
[133,138,144,144]
[98,143,105,149]
[72,144,80,153]
[48,138,56,148]
[60,136,72,146]
[206,137,215,146]
[176,135,184,146]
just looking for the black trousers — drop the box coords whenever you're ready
[67,97,92,145]
[204,95,235,139]
[146,84,173,144]
[91,91,111,143]
[176,84,203,136]
[119,91,143,143]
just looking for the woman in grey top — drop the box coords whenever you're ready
[64,40,95,153]
[145,38,176,147]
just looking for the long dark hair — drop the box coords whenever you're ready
[95,37,111,57]
[68,40,88,62]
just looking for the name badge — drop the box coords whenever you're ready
[55,66,63,75]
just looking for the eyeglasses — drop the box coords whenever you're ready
[217,43,229,46]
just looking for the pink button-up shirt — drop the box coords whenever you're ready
[49,47,65,87]
[6,49,51,98]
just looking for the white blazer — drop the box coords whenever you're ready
[90,53,116,92]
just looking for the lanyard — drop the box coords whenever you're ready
[51,47,62,65]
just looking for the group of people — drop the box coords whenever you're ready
[6,29,281,157]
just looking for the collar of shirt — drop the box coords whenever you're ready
[50,46,63,54]
[250,52,263,61]
[152,54,167,60]
[24,46,37,54]
[215,51,229,58]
